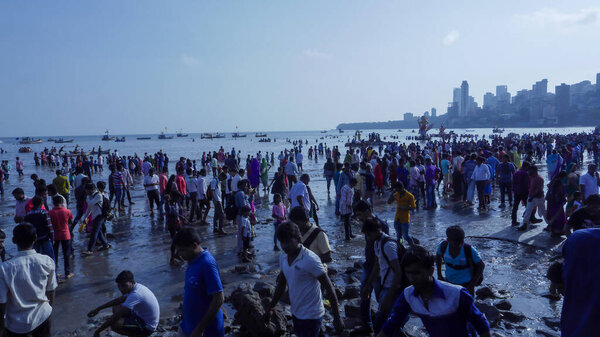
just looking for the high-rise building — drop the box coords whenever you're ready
[555,83,570,122]
[597,73,600,94]
[453,88,461,116]
[483,92,496,109]
[431,108,437,117]
[532,79,548,97]
[496,85,508,97]
[403,112,414,121]
[460,81,469,117]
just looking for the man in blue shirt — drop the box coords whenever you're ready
[377,246,490,337]
[496,154,515,208]
[174,227,225,337]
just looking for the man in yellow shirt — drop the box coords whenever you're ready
[52,170,70,206]
[387,182,415,245]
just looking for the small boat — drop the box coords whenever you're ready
[54,138,74,143]
[115,137,126,142]
[102,130,115,141]
[158,132,174,140]
[232,132,247,138]
[258,138,272,143]
[338,129,344,133]
[465,129,475,132]
[397,129,403,132]
[136,137,151,140]
[255,133,268,137]
[47,138,55,142]
[320,130,327,133]
[492,127,504,134]
[19,137,42,144]
[18,147,33,153]
[213,133,226,139]
[200,133,213,139]
[176,129,189,137]
[90,149,110,155]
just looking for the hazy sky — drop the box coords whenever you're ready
[2,1,600,136]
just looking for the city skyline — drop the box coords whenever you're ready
[2,1,600,136]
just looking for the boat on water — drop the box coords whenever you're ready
[397,129,403,132]
[176,129,189,137]
[465,129,475,132]
[200,133,214,139]
[19,147,33,153]
[255,133,267,137]
[158,132,174,140]
[232,132,247,138]
[213,133,226,139]
[102,130,115,141]
[136,137,151,140]
[47,138,55,142]
[320,130,327,133]
[338,129,344,133]
[115,137,126,142]
[258,138,272,143]
[19,137,42,144]
[492,127,505,134]
[54,138,74,143]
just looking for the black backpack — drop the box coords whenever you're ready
[440,240,483,286]
[97,193,113,220]
[379,236,409,290]
[302,227,324,249]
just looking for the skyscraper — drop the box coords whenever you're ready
[596,73,600,94]
[460,81,469,117]
[431,108,437,117]
[555,83,570,122]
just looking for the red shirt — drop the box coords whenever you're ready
[24,199,46,214]
[48,206,73,240]
[176,175,187,195]
[159,173,168,194]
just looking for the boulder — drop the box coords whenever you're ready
[345,267,358,274]
[542,317,560,330]
[253,281,275,298]
[474,301,501,326]
[344,299,362,319]
[229,287,287,337]
[343,285,361,300]
[493,299,512,311]
[499,310,525,323]
[476,286,497,300]
[535,329,559,337]
[327,266,339,276]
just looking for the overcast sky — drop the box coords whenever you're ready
[1,1,600,136]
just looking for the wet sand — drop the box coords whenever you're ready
[0,134,568,336]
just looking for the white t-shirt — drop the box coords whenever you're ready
[289,181,310,210]
[210,178,222,203]
[280,247,326,320]
[122,283,160,330]
[231,174,241,193]
[196,176,208,198]
[143,175,159,192]
[374,234,399,289]
[580,173,599,199]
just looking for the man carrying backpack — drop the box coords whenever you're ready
[361,217,407,335]
[435,225,484,295]
[83,183,111,256]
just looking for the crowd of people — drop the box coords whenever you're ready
[0,130,599,336]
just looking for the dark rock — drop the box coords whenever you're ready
[474,301,501,326]
[493,299,512,311]
[353,261,363,269]
[476,286,497,300]
[343,285,361,300]
[344,317,361,330]
[542,316,560,330]
[345,267,358,274]
[327,266,339,276]
[499,310,525,323]
[335,286,344,300]
[344,299,362,318]
[234,265,249,274]
[229,287,286,337]
[536,329,559,337]
[253,281,275,298]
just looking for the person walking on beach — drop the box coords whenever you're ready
[83,183,111,255]
[197,169,211,224]
[387,181,416,245]
[497,154,515,208]
[48,195,74,280]
[173,227,225,337]
[143,168,160,216]
[377,246,490,337]
[265,221,344,337]
[209,172,227,235]
[517,165,547,231]
[285,156,298,185]
[471,157,491,211]
[435,225,484,295]
[24,197,55,261]
[88,270,160,337]
[52,170,70,206]
[0,223,57,337]
[340,177,357,240]
[15,157,24,177]
[289,206,332,263]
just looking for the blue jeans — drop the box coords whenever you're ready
[114,188,123,205]
[394,221,414,245]
[34,238,55,262]
[292,316,322,337]
[360,266,382,328]
[373,287,391,333]
[87,216,108,251]
[426,184,436,208]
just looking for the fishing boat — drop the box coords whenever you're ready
[258,138,272,143]
[102,130,115,141]
[18,147,33,153]
[213,133,226,139]
[158,132,174,139]
[19,137,42,144]
[54,138,74,143]
[255,133,267,137]
[176,129,189,137]
[320,130,327,134]
[465,129,475,132]
[47,138,55,142]
[200,133,213,139]
[115,137,126,142]
[136,137,151,140]
[232,132,246,138]
[91,149,110,155]
[338,129,344,133]
[492,127,504,134]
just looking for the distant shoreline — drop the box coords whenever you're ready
[337,119,598,130]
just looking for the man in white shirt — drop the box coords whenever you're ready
[0,223,57,337]
[185,168,201,222]
[210,172,228,235]
[88,270,160,337]
[580,164,600,200]
[289,174,311,212]
[143,168,160,215]
[471,157,491,210]
[265,221,343,336]
[83,183,111,255]
[285,157,299,185]
[296,151,304,171]
[196,169,211,224]
[73,167,88,189]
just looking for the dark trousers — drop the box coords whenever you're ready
[53,239,72,275]
[199,198,211,221]
[476,180,486,208]
[146,190,160,212]
[499,181,512,204]
[292,316,321,337]
[7,318,50,337]
[87,216,108,251]
[512,194,534,223]
[213,200,224,230]
[342,213,352,239]
[188,192,201,221]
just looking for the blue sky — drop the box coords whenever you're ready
[1,1,600,136]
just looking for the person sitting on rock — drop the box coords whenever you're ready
[377,246,491,337]
[88,270,160,337]
[435,225,485,295]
